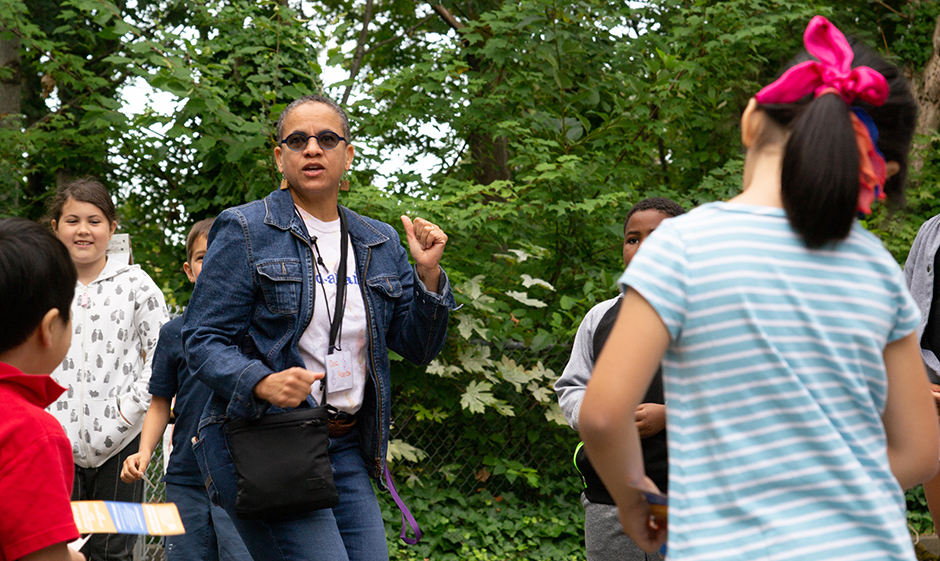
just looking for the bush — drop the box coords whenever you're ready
[379,474,585,561]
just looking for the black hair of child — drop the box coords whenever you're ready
[0,218,77,354]
[624,197,687,233]
[758,38,917,249]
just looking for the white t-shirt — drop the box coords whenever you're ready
[296,206,368,414]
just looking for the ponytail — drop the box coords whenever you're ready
[779,93,859,248]
[754,19,916,249]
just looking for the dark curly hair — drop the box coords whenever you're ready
[624,197,686,233]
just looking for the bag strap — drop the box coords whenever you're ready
[384,464,421,545]
[592,296,622,360]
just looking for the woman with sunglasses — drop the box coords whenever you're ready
[183,94,457,561]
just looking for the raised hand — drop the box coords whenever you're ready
[401,215,447,293]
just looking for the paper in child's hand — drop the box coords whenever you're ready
[68,535,90,551]
[638,489,668,521]
[71,501,185,535]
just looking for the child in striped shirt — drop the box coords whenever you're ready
[580,16,938,561]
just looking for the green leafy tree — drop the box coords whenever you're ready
[1,1,939,556]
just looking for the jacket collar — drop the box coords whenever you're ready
[0,363,66,408]
[263,188,390,247]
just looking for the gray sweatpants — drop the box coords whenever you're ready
[582,493,665,561]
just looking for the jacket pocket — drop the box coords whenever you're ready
[257,259,303,315]
[366,274,402,331]
[366,275,402,299]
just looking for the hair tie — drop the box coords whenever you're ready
[815,86,841,99]
[851,107,887,215]
[754,16,888,106]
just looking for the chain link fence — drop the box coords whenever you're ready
[136,433,168,561]
[386,341,578,498]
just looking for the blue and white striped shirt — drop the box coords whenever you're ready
[621,202,919,560]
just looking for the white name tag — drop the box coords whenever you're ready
[326,350,354,392]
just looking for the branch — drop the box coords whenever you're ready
[431,4,464,31]
[873,1,905,18]
[342,0,374,105]
[365,14,435,55]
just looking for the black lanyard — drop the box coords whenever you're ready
[302,206,349,400]
[327,207,348,355]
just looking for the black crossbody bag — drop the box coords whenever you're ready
[224,207,350,520]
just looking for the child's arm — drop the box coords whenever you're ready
[121,396,171,483]
[579,289,670,553]
[923,472,940,529]
[554,303,607,430]
[19,542,84,561]
[882,331,940,489]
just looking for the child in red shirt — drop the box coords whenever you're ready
[0,218,84,561]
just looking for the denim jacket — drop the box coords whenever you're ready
[183,188,456,481]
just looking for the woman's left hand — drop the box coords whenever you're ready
[401,216,447,293]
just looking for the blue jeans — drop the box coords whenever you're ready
[193,422,388,561]
[164,482,253,561]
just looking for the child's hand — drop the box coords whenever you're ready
[120,452,150,483]
[614,481,668,554]
[931,384,940,414]
[635,403,666,438]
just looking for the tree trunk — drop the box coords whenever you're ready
[909,12,940,173]
[433,3,510,185]
[468,131,510,185]
[0,32,21,128]
[914,12,940,135]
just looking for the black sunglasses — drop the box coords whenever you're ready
[279,131,347,152]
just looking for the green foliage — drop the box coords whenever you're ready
[327,1,829,453]
[2,2,940,553]
[119,0,330,305]
[908,484,935,537]
[864,131,940,265]
[0,0,137,219]
[0,0,331,305]
[377,474,584,561]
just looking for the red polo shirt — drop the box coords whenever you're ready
[0,362,79,560]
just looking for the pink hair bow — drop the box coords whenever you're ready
[755,16,888,106]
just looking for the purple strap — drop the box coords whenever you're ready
[384,464,422,545]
